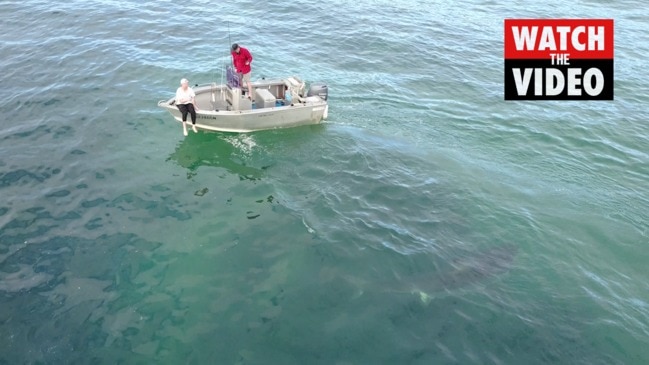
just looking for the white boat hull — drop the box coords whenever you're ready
[158,78,328,133]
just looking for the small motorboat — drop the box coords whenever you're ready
[158,66,329,133]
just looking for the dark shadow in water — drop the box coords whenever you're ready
[0,166,61,188]
[165,124,328,182]
[165,132,266,182]
[384,243,519,299]
[259,242,620,365]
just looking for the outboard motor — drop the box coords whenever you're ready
[307,83,328,101]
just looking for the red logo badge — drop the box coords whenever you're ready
[504,19,614,100]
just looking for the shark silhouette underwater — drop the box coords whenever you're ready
[348,243,519,304]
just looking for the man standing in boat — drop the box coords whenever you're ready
[231,43,254,101]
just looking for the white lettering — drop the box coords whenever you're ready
[567,68,582,96]
[546,69,564,96]
[538,26,557,51]
[572,26,586,51]
[509,66,606,97]
[583,68,605,95]
[534,68,543,95]
[512,26,538,51]
[510,24,607,52]
[556,26,571,51]
[513,68,534,95]
[589,26,605,51]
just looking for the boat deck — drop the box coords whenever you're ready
[191,82,293,112]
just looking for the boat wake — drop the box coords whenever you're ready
[223,134,259,156]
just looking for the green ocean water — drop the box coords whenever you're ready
[1,0,648,364]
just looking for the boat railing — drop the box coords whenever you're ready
[226,65,241,89]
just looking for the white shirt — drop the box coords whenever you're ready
[175,86,195,105]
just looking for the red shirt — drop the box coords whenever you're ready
[231,47,253,74]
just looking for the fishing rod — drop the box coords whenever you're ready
[227,21,244,91]
[228,21,232,54]
[214,21,233,103]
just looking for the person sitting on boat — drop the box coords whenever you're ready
[231,43,254,101]
[175,78,198,136]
